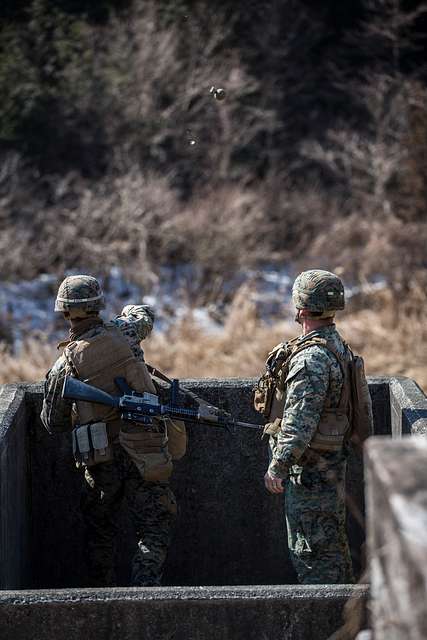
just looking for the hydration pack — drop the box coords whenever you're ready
[347,349,374,449]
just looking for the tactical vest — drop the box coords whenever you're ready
[254,336,352,452]
[64,322,186,481]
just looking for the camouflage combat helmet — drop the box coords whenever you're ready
[292,270,345,316]
[55,275,105,317]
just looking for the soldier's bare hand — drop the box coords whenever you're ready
[264,471,284,494]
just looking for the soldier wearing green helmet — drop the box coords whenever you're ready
[41,274,186,587]
[54,275,105,317]
[292,270,345,318]
[255,269,361,584]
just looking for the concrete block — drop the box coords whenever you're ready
[0,584,368,640]
[2,375,424,640]
[365,437,427,640]
[389,377,427,437]
[24,378,378,588]
[0,384,31,589]
[0,376,416,592]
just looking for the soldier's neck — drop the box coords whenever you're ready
[302,318,334,335]
[69,315,103,340]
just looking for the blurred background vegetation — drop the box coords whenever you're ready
[0,0,426,386]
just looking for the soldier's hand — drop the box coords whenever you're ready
[264,471,284,494]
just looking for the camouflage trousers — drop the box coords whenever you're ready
[284,451,354,584]
[81,444,177,587]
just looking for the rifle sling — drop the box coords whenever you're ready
[146,363,216,411]
[144,365,260,430]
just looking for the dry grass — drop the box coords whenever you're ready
[144,291,427,391]
[0,339,57,385]
[1,287,425,392]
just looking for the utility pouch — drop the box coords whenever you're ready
[90,422,113,464]
[309,411,350,452]
[72,422,113,467]
[72,425,91,465]
[253,341,292,418]
[253,375,275,417]
[348,353,374,449]
[119,429,173,482]
[165,419,187,460]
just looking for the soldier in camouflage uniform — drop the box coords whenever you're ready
[263,270,355,584]
[41,275,183,587]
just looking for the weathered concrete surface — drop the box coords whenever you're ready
[389,376,427,437]
[26,379,296,587]
[0,377,392,589]
[0,584,368,640]
[365,438,427,640]
[0,384,31,589]
[1,376,419,640]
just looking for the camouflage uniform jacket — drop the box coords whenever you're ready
[268,325,347,479]
[41,305,154,434]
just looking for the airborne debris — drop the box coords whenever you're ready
[210,86,226,101]
[186,128,197,146]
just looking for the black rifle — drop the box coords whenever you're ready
[62,375,262,432]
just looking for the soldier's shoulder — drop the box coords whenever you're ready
[290,342,334,375]
[48,354,68,377]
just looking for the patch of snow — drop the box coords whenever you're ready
[0,266,387,352]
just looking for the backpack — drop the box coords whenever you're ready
[347,349,374,450]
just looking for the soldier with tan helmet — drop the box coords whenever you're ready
[41,275,186,587]
[255,269,372,584]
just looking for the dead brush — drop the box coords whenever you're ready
[146,284,427,390]
[341,285,427,388]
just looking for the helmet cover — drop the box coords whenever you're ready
[292,269,345,314]
[55,275,105,315]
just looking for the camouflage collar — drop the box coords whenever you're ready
[69,316,104,341]
[299,324,337,343]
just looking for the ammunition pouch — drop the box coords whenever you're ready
[119,428,173,482]
[253,341,291,418]
[253,375,275,418]
[309,411,350,452]
[72,422,113,467]
[165,418,187,460]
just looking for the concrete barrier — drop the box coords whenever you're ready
[389,377,427,437]
[0,584,369,640]
[365,437,427,640]
[2,377,391,590]
[0,375,420,639]
[0,384,31,589]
